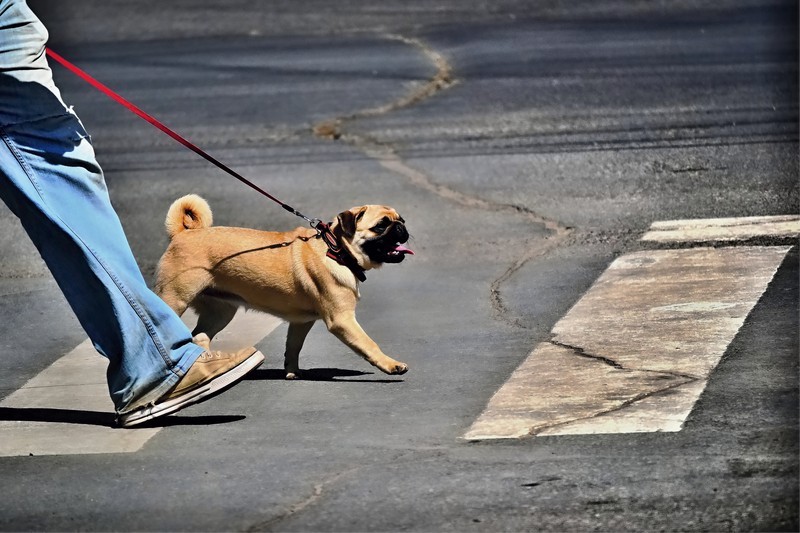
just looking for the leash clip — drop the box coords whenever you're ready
[309,218,324,236]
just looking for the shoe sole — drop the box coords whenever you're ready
[117,350,265,428]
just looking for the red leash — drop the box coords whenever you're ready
[46,48,369,280]
[45,48,319,227]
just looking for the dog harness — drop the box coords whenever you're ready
[317,221,367,282]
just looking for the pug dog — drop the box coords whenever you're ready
[155,194,414,379]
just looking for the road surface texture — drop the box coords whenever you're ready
[1,1,797,531]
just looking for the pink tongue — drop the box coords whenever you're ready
[393,243,415,255]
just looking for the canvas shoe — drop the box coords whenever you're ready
[117,347,264,428]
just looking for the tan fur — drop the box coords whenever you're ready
[165,194,213,238]
[156,195,409,378]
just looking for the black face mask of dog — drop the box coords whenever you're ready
[362,216,413,263]
[335,210,414,264]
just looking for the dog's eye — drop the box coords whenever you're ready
[371,217,391,234]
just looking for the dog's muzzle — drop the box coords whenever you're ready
[363,221,415,264]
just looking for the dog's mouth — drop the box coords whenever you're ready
[362,223,415,264]
[364,239,415,264]
[386,242,415,261]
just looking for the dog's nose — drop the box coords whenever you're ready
[393,223,409,242]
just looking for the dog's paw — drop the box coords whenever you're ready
[285,371,299,380]
[384,362,408,375]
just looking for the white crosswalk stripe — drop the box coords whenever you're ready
[641,214,800,242]
[0,310,281,457]
[465,216,796,440]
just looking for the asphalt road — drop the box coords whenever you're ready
[0,1,797,531]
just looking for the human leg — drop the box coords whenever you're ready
[0,113,205,412]
[0,0,263,419]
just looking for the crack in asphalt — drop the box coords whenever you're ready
[489,232,571,329]
[531,337,702,435]
[550,338,702,381]
[550,338,626,370]
[313,34,457,140]
[245,449,441,530]
[311,33,572,329]
[245,467,361,532]
[527,376,699,437]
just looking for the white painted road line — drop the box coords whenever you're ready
[465,246,791,440]
[642,214,800,242]
[0,310,281,457]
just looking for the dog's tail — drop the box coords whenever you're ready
[165,194,213,239]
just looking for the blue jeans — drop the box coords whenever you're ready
[0,0,204,413]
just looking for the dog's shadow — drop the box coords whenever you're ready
[0,407,245,428]
[246,367,404,383]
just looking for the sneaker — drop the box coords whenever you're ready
[117,347,265,428]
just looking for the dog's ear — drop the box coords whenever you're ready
[335,210,356,239]
[354,206,367,224]
[335,207,368,239]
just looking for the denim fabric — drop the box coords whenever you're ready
[0,0,203,412]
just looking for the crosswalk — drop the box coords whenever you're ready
[465,215,798,440]
[0,215,797,454]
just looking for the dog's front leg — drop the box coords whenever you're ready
[324,312,408,375]
[284,321,315,380]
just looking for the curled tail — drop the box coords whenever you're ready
[165,194,213,239]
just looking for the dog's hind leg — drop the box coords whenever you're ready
[155,266,211,318]
[284,321,315,380]
[190,295,239,345]
[156,283,192,317]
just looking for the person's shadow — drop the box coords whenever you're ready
[0,406,246,428]
[0,366,402,428]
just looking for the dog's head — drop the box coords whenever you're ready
[332,205,414,269]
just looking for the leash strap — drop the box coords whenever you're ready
[46,48,367,281]
[45,48,318,226]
